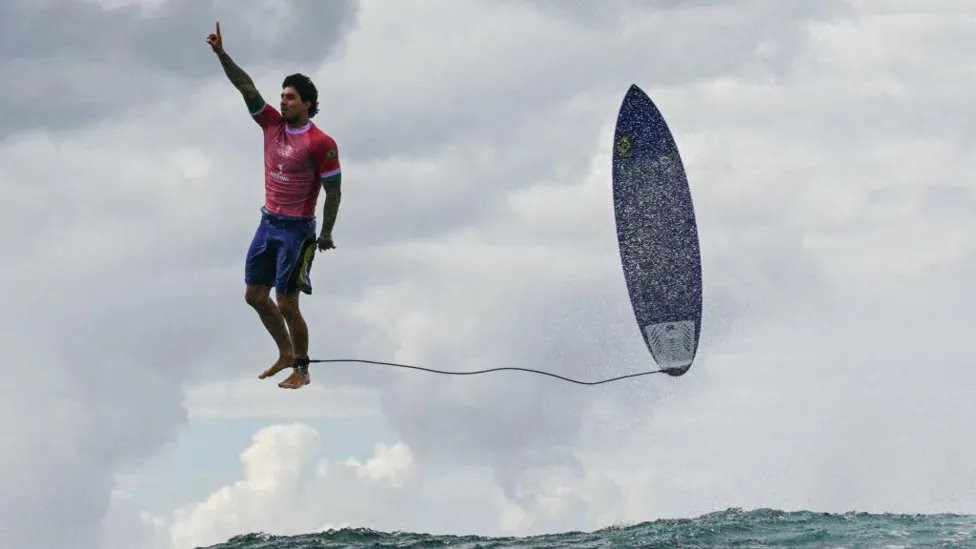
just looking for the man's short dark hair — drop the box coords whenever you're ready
[282,73,319,118]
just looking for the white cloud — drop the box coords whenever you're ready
[153,425,419,548]
[184,376,382,419]
[343,442,415,487]
[163,424,323,548]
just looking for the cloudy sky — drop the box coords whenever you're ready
[3,0,975,548]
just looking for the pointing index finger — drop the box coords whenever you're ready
[216,21,221,38]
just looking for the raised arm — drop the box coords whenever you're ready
[206,21,265,113]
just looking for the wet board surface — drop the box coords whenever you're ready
[612,84,702,376]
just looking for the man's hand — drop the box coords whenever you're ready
[205,21,223,53]
[317,233,336,251]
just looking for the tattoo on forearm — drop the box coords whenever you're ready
[216,51,259,101]
[322,191,341,234]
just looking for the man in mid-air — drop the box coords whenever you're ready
[206,21,342,389]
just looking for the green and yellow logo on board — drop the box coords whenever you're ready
[616,134,633,158]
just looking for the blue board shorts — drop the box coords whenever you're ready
[245,207,317,295]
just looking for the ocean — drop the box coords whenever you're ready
[201,508,976,548]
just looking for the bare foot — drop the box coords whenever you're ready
[259,353,295,379]
[278,367,310,389]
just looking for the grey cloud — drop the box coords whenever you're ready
[0,267,208,549]
[330,0,852,162]
[319,0,854,250]
[0,0,356,137]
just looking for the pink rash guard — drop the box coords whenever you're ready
[251,102,341,218]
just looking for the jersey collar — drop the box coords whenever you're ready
[285,121,312,135]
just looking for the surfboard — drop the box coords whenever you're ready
[612,84,702,376]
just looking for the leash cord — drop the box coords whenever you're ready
[297,358,665,386]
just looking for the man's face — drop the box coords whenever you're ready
[280,86,308,120]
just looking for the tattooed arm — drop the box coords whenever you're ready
[318,175,342,250]
[206,21,265,113]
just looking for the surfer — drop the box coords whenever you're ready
[206,21,342,389]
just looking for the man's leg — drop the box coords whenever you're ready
[275,290,310,389]
[276,290,308,358]
[245,284,296,378]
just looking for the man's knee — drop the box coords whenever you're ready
[245,285,271,310]
[276,292,301,320]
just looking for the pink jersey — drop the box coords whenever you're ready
[251,103,341,218]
